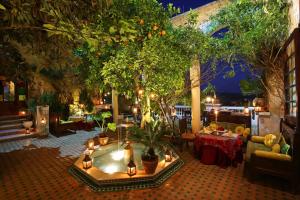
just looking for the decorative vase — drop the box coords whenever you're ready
[98,136,109,146]
[142,155,158,174]
[23,121,33,129]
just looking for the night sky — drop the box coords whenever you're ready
[159,0,247,94]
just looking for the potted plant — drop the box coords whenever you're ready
[129,118,168,174]
[93,111,116,145]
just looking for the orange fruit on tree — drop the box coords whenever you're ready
[160,30,166,36]
[153,24,159,31]
[139,19,144,25]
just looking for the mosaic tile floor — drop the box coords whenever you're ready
[0,132,299,200]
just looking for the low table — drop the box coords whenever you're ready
[194,134,243,168]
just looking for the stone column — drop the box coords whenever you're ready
[112,89,119,125]
[190,58,201,134]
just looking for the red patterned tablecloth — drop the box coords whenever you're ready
[194,134,243,167]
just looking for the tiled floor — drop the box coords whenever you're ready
[0,132,299,200]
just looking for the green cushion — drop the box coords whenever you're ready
[281,144,290,155]
[246,141,272,161]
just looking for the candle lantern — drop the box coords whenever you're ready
[127,159,136,176]
[88,139,94,152]
[82,154,93,169]
[133,107,138,114]
[165,149,172,162]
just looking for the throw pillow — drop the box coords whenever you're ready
[281,144,290,155]
[235,126,245,135]
[264,134,277,147]
[272,144,281,153]
[243,128,251,137]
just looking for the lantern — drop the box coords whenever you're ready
[26,128,30,134]
[127,159,136,176]
[133,107,138,114]
[82,154,93,169]
[88,139,94,153]
[165,149,172,162]
[19,111,26,116]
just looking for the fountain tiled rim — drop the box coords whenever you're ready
[69,158,184,192]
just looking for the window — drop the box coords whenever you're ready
[285,39,297,116]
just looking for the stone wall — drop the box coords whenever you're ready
[289,0,300,33]
[171,0,229,27]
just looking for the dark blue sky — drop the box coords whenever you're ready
[159,0,215,13]
[159,0,247,94]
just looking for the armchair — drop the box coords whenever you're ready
[244,119,300,193]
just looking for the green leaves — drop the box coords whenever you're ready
[0,3,6,10]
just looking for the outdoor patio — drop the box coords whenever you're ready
[1,0,300,199]
[0,131,299,200]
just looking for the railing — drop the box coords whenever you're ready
[175,105,191,119]
[175,105,255,117]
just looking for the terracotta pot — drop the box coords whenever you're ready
[98,136,109,146]
[142,156,158,174]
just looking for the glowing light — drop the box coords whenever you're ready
[206,96,211,103]
[244,107,249,115]
[150,93,155,99]
[133,107,138,114]
[103,164,119,174]
[41,118,46,124]
[214,110,218,115]
[138,89,143,95]
[111,150,124,161]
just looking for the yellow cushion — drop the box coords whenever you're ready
[243,128,251,137]
[235,126,245,135]
[264,134,277,147]
[209,123,217,131]
[251,136,265,143]
[272,144,281,153]
[254,150,292,161]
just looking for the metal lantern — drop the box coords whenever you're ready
[88,139,94,153]
[82,154,93,169]
[165,149,172,162]
[127,159,136,176]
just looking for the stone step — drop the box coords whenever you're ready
[0,118,27,126]
[0,115,29,121]
[0,132,38,143]
[0,128,25,137]
[0,123,23,131]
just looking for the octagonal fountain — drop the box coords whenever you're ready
[70,142,183,192]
